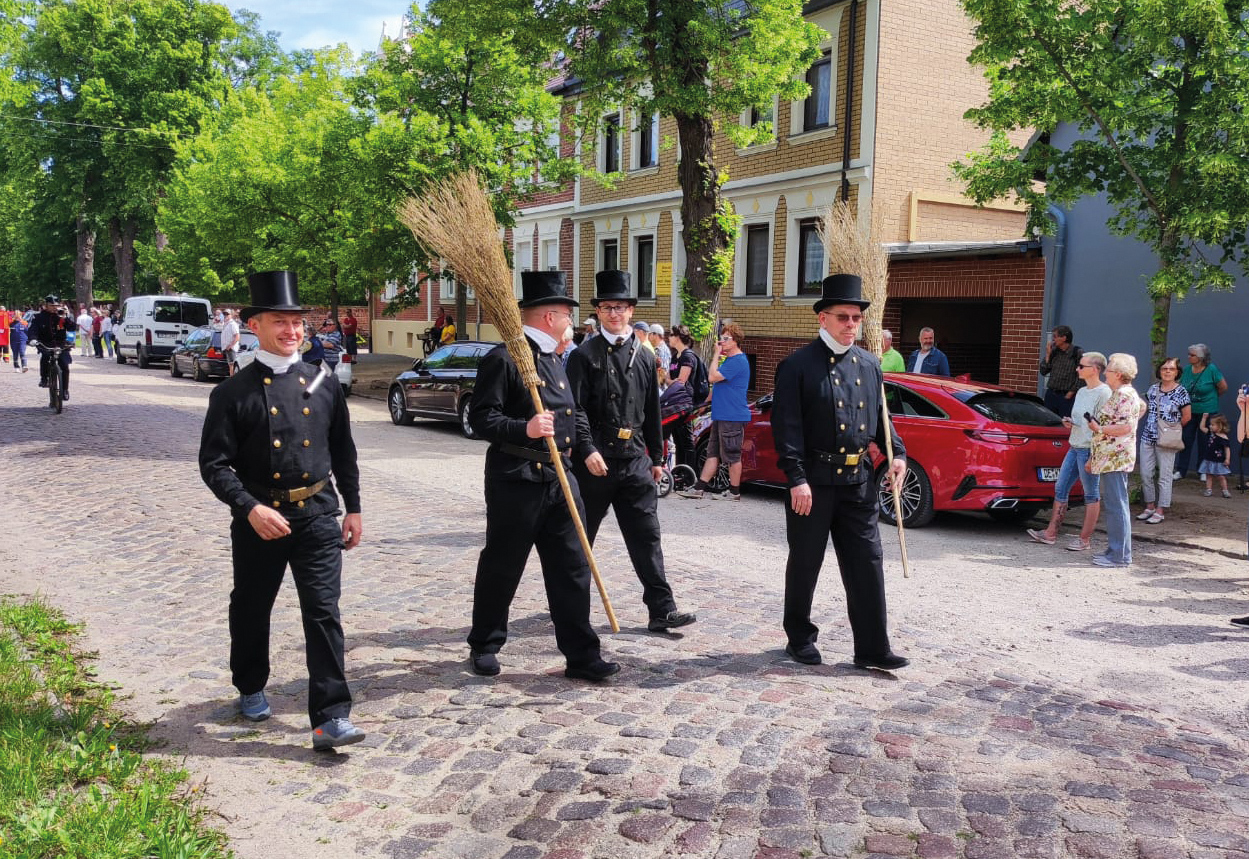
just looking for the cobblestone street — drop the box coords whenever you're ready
[2,356,1248,859]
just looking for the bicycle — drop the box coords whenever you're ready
[33,341,67,413]
[657,409,698,497]
[420,326,439,357]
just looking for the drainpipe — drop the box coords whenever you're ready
[1039,204,1067,396]
[839,0,859,202]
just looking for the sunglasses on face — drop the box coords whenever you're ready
[830,313,863,323]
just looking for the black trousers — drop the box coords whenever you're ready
[468,475,602,667]
[229,514,351,726]
[1044,388,1074,418]
[39,349,71,391]
[783,480,892,659]
[574,453,677,618]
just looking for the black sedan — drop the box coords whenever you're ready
[169,326,258,382]
[388,341,497,439]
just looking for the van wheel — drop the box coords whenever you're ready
[116,348,127,365]
[137,345,150,369]
[193,359,209,382]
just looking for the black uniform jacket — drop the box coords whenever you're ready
[469,337,595,482]
[199,359,361,519]
[28,310,75,347]
[772,340,905,488]
[566,333,663,465]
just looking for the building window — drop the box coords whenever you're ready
[514,240,532,297]
[382,279,398,301]
[440,270,456,300]
[634,236,654,300]
[542,238,559,271]
[797,219,824,295]
[744,225,770,297]
[602,114,621,173]
[601,238,619,272]
[750,103,773,129]
[637,112,658,168]
[803,52,832,131]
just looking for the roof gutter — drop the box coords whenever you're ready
[839,0,859,202]
[1039,205,1067,396]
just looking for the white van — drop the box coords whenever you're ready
[115,295,212,368]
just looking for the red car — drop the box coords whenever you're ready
[689,373,1078,526]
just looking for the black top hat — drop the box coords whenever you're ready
[241,270,303,321]
[518,270,578,309]
[813,273,870,313]
[591,270,636,306]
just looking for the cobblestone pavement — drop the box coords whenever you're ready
[2,356,1248,859]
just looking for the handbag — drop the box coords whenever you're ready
[1156,419,1184,451]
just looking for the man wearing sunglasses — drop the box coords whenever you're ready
[771,274,909,672]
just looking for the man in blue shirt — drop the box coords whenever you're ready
[907,327,951,375]
[679,322,750,500]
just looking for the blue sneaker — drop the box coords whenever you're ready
[312,717,365,751]
[238,691,271,722]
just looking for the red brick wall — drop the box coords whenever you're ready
[742,252,1046,396]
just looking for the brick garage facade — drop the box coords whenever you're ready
[743,251,1045,396]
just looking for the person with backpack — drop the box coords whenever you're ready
[667,325,708,405]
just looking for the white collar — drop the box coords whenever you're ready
[255,349,302,373]
[523,325,558,355]
[603,329,634,345]
[818,328,853,355]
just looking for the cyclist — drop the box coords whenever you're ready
[29,295,75,400]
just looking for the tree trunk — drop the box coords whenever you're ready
[329,261,340,323]
[1150,289,1171,371]
[674,109,731,358]
[154,229,173,295]
[110,218,137,302]
[75,214,95,309]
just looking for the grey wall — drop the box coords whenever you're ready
[1044,128,1249,426]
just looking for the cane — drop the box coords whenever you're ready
[880,383,912,578]
[399,173,619,632]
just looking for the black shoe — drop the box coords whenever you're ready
[38,379,47,388]
[469,650,500,676]
[853,652,910,671]
[785,643,822,665]
[648,610,696,632]
[564,659,620,682]
[1231,616,1249,627]
[61,391,67,401]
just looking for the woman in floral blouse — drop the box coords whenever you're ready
[1137,357,1191,524]
[1087,353,1147,567]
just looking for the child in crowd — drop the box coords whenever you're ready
[1198,414,1233,498]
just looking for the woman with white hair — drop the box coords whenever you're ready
[1177,343,1227,479]
[1086,353,1147,567]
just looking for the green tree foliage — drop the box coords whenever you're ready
[955,0,1249,365]
[553,0,822,341]
[357,0,571,321]
[1,0,243,304]
[153,48,442,314]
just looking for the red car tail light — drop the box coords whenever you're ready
[206,347,222,358]
[967,429,1029,446]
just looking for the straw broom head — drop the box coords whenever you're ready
[397,171,537,386]
[817,200,888,355]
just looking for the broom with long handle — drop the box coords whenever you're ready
[879,385,911,578]
[398,172,619,632]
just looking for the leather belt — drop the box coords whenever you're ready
[814,449,864,466]
[248,478,328,504]
[597,424,637,440]
[498,442,571,463]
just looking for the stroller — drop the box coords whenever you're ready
[657,382,698,497]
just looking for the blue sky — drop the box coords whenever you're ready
[226,0,409,58]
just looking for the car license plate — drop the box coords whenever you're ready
[156,330,176,338]
[1038,467,1060,482]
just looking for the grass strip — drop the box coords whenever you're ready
[0,597,233,858]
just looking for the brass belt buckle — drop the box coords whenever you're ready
[844,453,860,466]
[617,427,633,440]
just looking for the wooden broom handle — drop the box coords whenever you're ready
[526,385,620,632]
[880,383,912,579]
